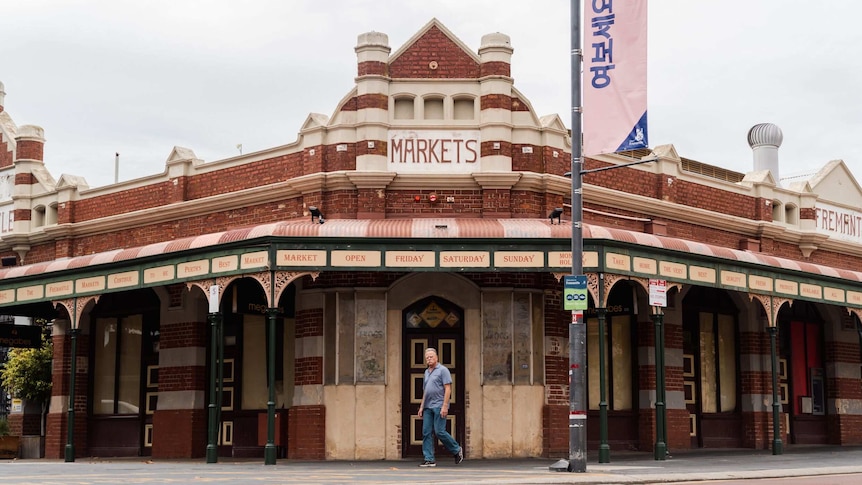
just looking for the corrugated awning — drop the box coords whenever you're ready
[1,218,860,283]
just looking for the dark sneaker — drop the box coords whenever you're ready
[419,460,436,467]
[454,447,464,464]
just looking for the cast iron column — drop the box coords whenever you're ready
[206,312,220,463]
[597,305,610,463]
[652,309,667,460]
[64,327,78,462]
[264,307,278,465]
[768,325,783,455]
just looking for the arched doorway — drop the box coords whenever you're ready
[401,296,465,458]
[778,301,827,444]
[586,281,638,449]
[87,288,160,457]
[682,286,740,448]
[214,278,296,458]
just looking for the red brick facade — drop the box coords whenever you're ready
[288,405,325,459]
[2,18,862,462]
[152,409,207,458]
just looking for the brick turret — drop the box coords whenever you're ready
[479,32,513,77]
[355,31,390,77]
[14,124,45,163]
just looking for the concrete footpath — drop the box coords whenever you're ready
[2,446,862,484]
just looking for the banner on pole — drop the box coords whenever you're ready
[583,0,648,157]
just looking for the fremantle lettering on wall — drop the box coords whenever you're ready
[388,130,480,173]
[815,201,862,244]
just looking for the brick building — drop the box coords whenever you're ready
[0,19,861,461]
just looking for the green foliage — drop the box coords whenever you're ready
[0,417,9,437]
[0,325,53,405]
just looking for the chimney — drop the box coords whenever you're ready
[747,123,783,185]
[0,80,6,113]
[355,31,390,77]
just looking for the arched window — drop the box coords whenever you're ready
[47,203,59,225]
[785,204,798,225]
[423,96,444,120]
[453,97,475,120]
[32,205,46,227]
[393,96,414,120]
[771,200,782,222]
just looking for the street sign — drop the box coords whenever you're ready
[563,275,588,311]
[649,279,667,307]
[208,285,219,313]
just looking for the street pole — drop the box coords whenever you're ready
[568,0,588,472]
[554,0,656,473]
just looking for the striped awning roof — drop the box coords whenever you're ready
[1,218,860,283]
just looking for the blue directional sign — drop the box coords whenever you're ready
[563,275,588,311]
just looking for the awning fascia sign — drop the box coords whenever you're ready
[0,237,861,309]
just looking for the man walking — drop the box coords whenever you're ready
[418,347,464,467]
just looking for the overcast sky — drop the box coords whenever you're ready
[2,0,861,189]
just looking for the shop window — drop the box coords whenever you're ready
[241,314,284,409]
[424,97,444,120]
[394,97,414,120]
[93,315,143,414]
[698,313,737,413]
[453,97,475,120]
[784,319,824,416]
[481,291,544,385]
[588,314,634,410]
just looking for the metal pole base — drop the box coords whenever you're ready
[598,444,610,463]
[206,446,218,464]
[264,444,277,465]
[772,439,783,455]
[64,445,74,463]
[654,442,667,461]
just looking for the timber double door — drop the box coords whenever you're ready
[401,297,464,458]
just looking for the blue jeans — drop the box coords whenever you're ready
[422,407,460,461]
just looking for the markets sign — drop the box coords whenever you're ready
[0,323,42,348]
[388,130,480,173]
